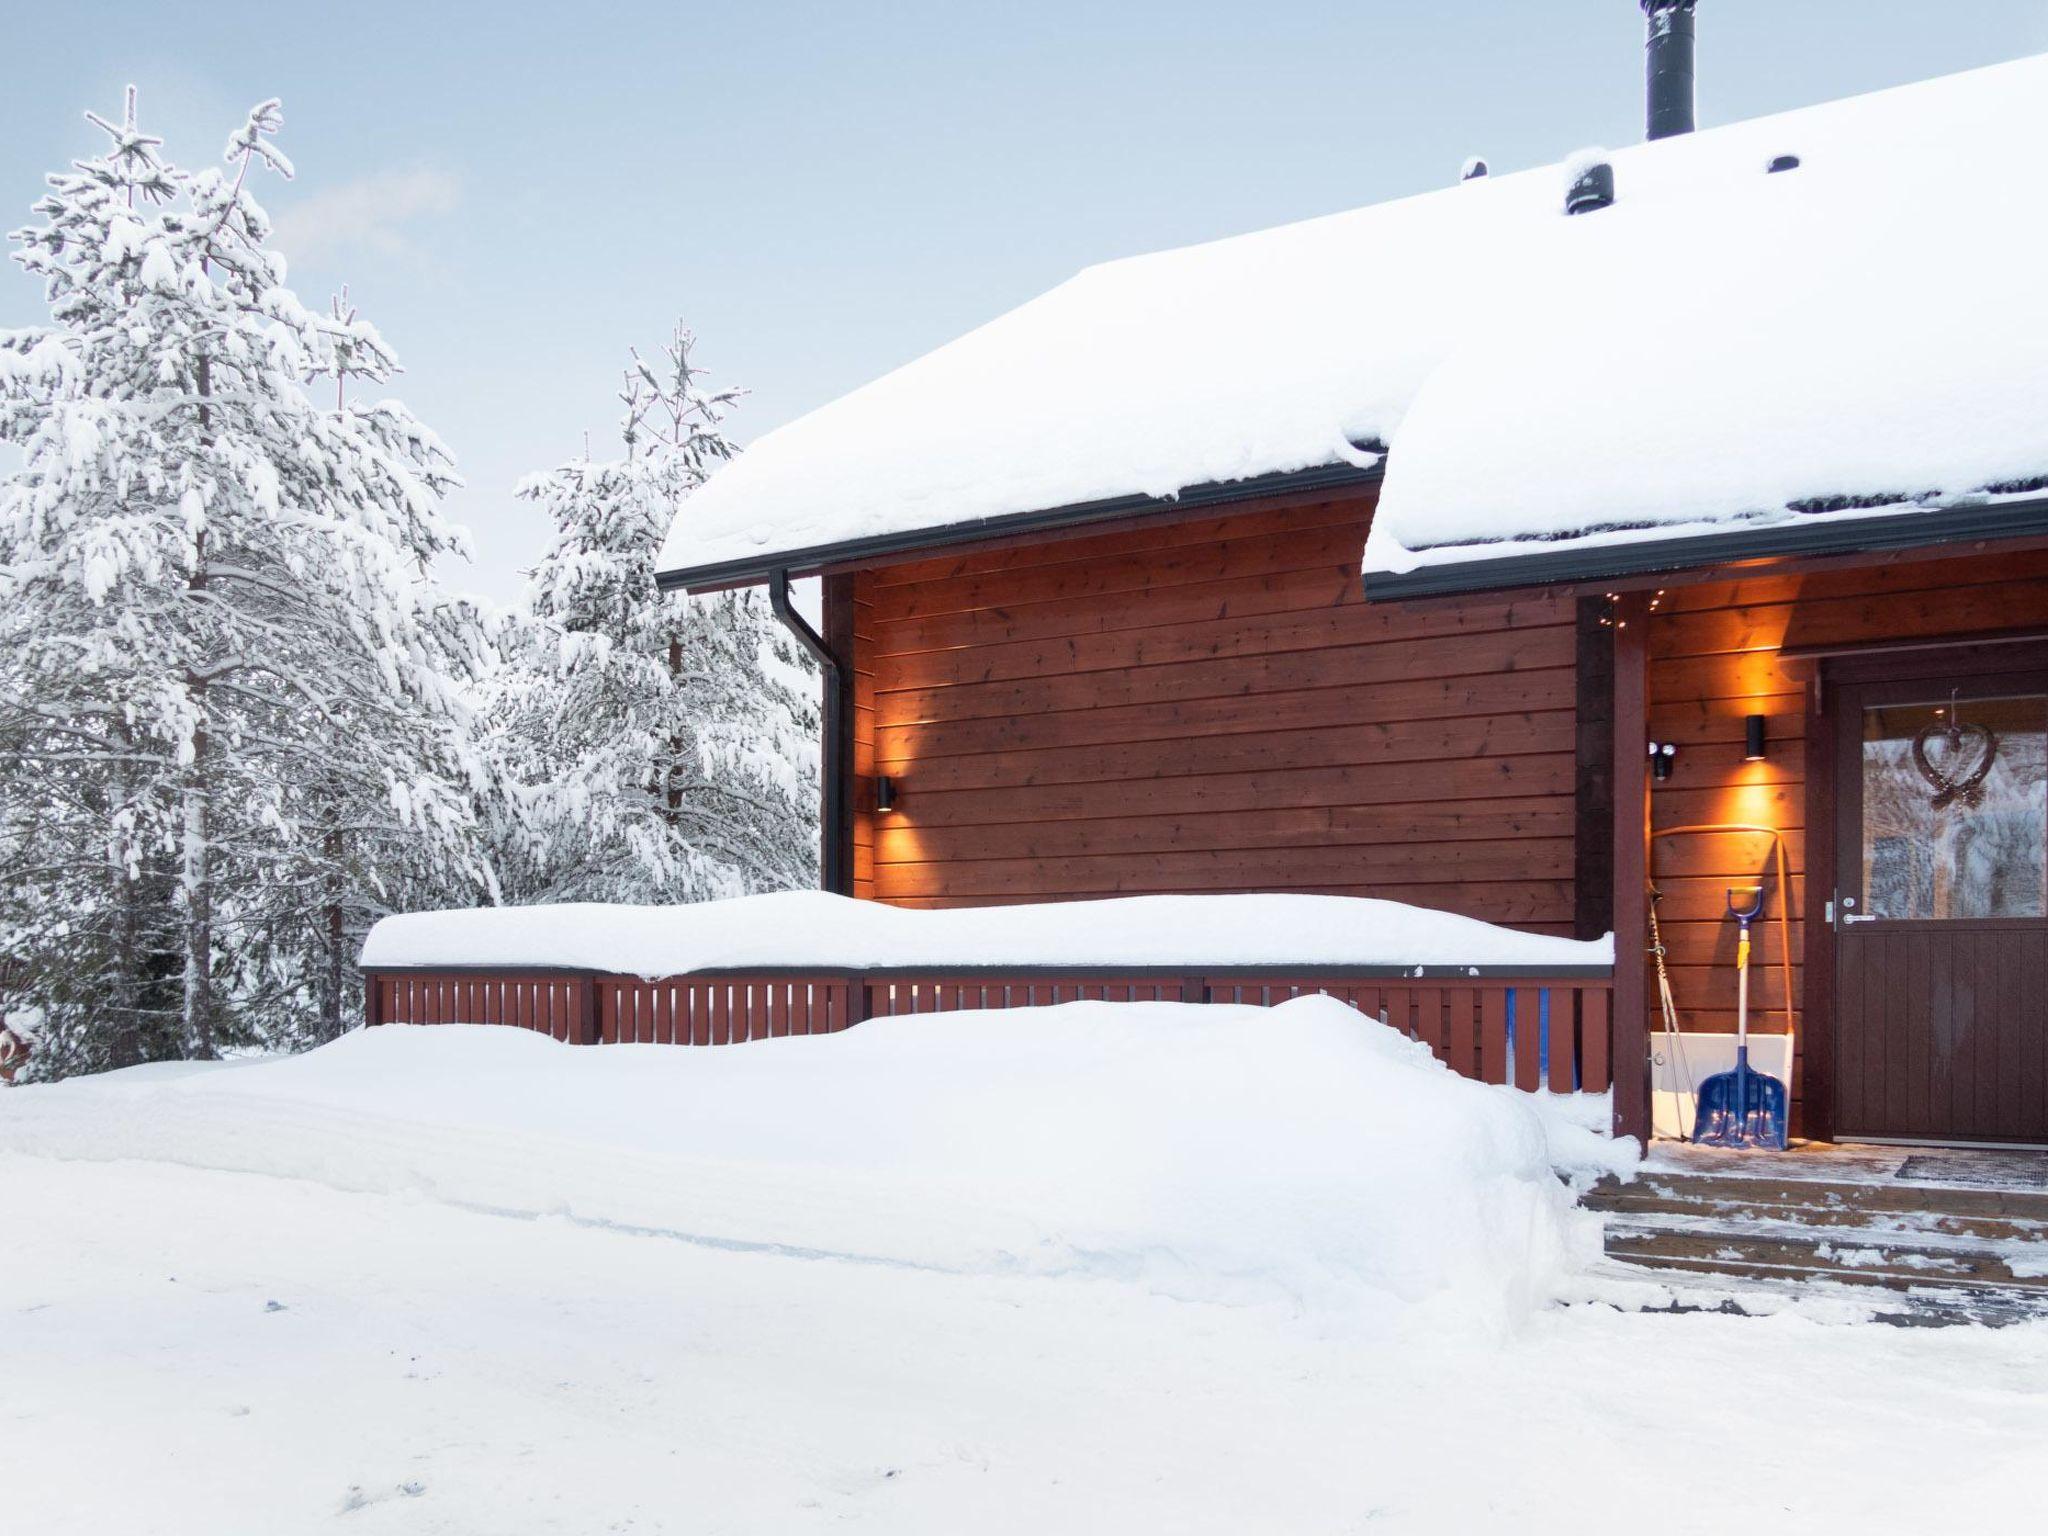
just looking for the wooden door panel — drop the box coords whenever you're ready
[1834,668,2048,1143]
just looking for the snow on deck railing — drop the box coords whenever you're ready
[359,891,1612,977]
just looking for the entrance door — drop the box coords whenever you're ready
[1834,666,2048,1143]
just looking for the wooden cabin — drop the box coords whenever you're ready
[648,38,2048,1148]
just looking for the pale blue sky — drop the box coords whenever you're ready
[5,1,2046,600]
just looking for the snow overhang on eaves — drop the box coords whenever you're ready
[655,56,2048,598]
[1358,496,2048,601]
[654,456,1385,593]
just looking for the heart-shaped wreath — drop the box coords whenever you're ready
[1911,716,1998,809]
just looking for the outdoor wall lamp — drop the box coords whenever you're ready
[1648,740,1677,782]
[1744,714,1768,762]
[875,775,897,813]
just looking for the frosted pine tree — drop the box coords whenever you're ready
[0,89,187,1072]
[489,324,817,903]
[1,91,495,1067]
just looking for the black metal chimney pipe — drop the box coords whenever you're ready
[1641,0,1697,140]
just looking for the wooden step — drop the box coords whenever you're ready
[1586,1183,2048,1243]
[1588,1170,2048,1228]
[1602,1215,2048,1306]
[1580,1146,2048,1324]
[1584,1262,2048,1329]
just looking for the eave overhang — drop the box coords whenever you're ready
[655,454,1386,594]
[1359,496,2048,601]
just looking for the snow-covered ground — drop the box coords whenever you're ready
[5,1002,2046,1533]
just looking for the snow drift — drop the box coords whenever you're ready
[0,997,1611,1324]
[358,889,1613,975]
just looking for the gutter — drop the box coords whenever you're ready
[767,570,850,895]
[657,453,1385,594]
[1361,496,2048,601]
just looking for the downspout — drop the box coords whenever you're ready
[768,569,851,895]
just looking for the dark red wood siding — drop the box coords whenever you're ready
[853,492,1579,929]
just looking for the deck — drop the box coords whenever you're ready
[1588,1141,2048,1325]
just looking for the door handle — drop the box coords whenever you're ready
[1841,913,1879,925]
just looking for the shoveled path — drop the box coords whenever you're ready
[5,1152,2047,1534]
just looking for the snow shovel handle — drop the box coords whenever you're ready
[1735,913,1751,1048]
[1726,885,1761,1050]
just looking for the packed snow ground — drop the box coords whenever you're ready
[6,1004,2047,1533]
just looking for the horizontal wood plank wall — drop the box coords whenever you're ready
[853,591,878,900]
[855,492,1577,930]
[1645,549,2048,1123]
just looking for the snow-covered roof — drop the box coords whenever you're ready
[657,55,2048,592]
[1367,55,2048,591]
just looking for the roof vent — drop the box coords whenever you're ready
[1461,156,1489,182]
[1767,153,1800,173]
[1565,158,1615,216]
[1641,0,1698,141]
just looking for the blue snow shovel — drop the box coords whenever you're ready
[1691,885,1789,1149]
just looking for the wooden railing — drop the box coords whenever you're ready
[364,965,1615,1093]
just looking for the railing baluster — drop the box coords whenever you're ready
[1480,989,1508,1084]
[1582,987,1612,1093]
[1545,987,1578,1093]
[1448,987,1477,1078]
[1512,987,1541,1092]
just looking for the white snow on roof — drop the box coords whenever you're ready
[1367,55,2048,577]
[657,54,2048,585]
[657,137,1525,578]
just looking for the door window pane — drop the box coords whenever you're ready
[1861,694,2047,919]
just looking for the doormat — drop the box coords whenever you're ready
[1896,1152,2048,1191]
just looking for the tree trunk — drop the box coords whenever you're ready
[181,355,217,1061]
[666,635,684,821]
[180,701,214,1060]
[110,874,143,1068]
[321,828,344,1042]
[106,737,142,1070]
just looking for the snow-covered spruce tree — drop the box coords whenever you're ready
[0,90,189,1074]
[0,92,495,1066]
[487,324,817,904]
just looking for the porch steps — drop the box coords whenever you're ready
[1583,1153,2048,1326]
[1575,1259,2048,1329]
